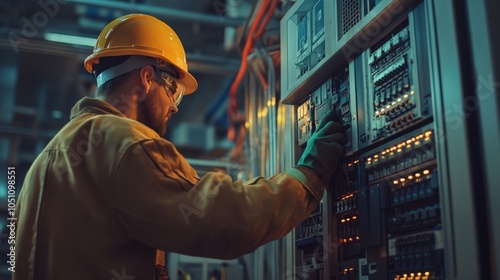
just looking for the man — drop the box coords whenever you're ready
[14,14,344,279]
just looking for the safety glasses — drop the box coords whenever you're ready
[157,71,185,107]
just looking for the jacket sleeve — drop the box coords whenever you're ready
[109,139,324,259]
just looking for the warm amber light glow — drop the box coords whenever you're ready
[415,173,421,178]
[408,175,414,180]
[423,170,430,175]
[400,178,406,182]
[394,180,399,184]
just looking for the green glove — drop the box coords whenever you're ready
[297,110,345,185]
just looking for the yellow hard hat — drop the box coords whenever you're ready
[84,14,198,94]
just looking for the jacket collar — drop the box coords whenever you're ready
[70,97,126,120]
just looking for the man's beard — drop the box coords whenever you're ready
[137,86,167,136]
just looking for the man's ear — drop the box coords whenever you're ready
[138,65,155,95]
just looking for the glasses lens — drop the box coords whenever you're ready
[160,72,185,107]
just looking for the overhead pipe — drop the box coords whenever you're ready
[67,0,245,27]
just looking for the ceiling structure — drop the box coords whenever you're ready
[0,0,254,161]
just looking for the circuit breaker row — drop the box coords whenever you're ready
[293,2,443,279]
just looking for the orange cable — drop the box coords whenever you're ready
[228,0,271,141]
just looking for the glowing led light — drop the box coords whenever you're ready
[386,105,391,109]
[341,219,346,223]
[397,148,402,153]
[352,216,357,219]
[400,178,406,182]
[408,175,414,180]
[349,267,354,271]
[261,107,268,116]
[415,141,421,145]
[423,170,430,175]
[381,108,385,112]
[412,137,416,142]
[415,173,421,178]
[392,101,396,105]
[398,98,402,102]
[411,273,415,277]
[417,273,422,276]
[349,237,353,241]
[348,163,353,167]
[406,144,411,149]
[404,274,408,277]
[404,94,409,98]
[425,272,430,276]
[346,218,351,221]
[393,180,399,184]
[406,140,412,144]
[386,149,391,153]
[356,236,359,240]
[425,131,433,137]
[374,155,379,158]
[376,111,380,115]
[410,90,415,95]
[354,160,360,164]
[343,238,347,243]
[382,151,387,155]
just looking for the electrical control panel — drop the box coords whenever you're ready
[287,1,448,279]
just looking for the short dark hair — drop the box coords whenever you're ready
[93,55,133,96]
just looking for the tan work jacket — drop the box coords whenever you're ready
[14,97,324,280]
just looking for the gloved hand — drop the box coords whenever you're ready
[297,110,345,185]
